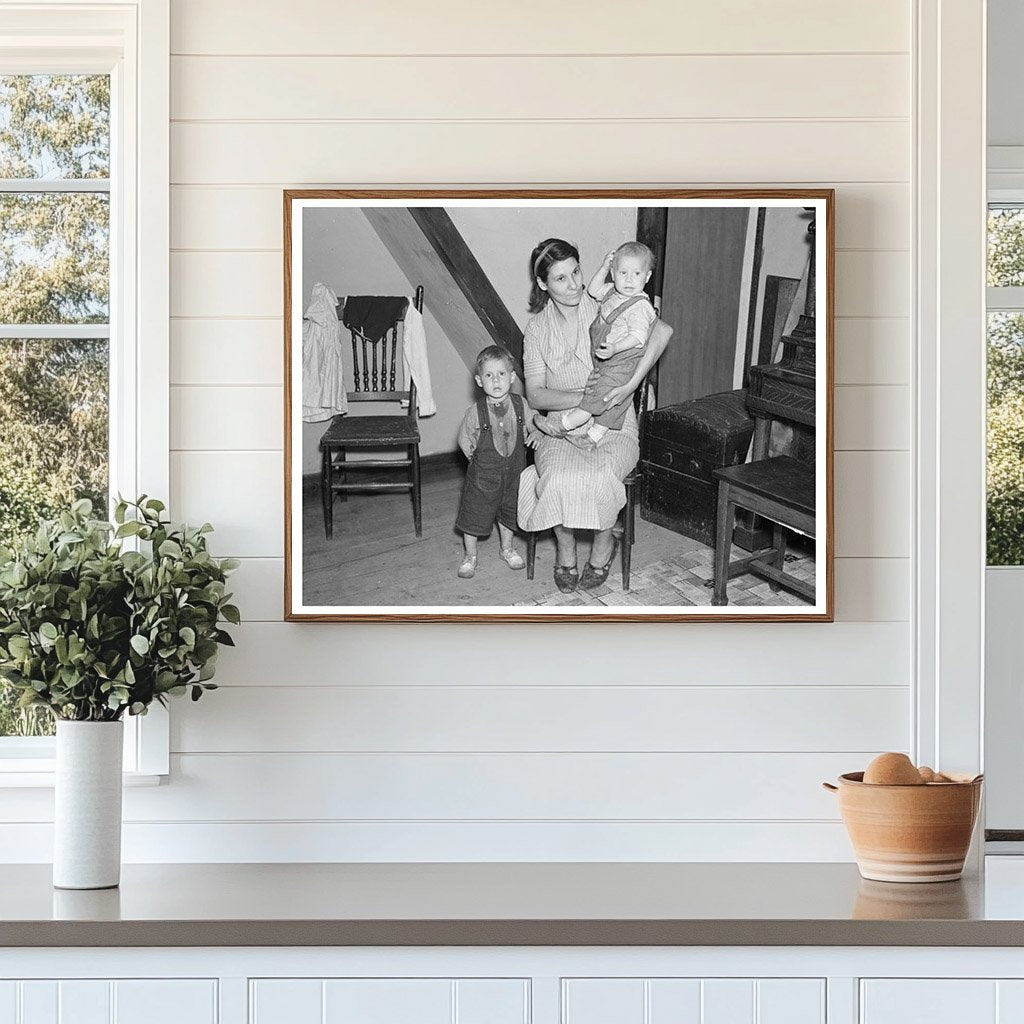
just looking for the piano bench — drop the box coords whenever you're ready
[711,456,816,606]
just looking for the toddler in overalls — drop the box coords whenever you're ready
[561,241,657,446]
[455,346,538,579]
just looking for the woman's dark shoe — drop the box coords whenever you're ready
[579,540,618,590]
[553,564,579,593]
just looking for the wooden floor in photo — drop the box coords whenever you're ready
[301,461,814,609]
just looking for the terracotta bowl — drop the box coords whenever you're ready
[823,771,983,883]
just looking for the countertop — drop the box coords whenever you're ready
[4,861,1024,947]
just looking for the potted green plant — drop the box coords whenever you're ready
[0,497,239,889]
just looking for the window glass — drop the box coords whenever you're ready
[989,207,1024,288]
[987,312,1024,566]
[0,337,109,533]
[0,74,109,179]
[0,192,109,323]
[0,74,110,739]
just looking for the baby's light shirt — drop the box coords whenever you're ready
[596,287,657,352]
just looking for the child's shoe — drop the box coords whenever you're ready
[500,547,525,571]
[457,554,477,579]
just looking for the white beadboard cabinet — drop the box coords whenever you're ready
[0,979,218,1024]
[860,979,1024,1023]
[249,979,529,1024]
[5,950,1024,1024]
[561,978,825,1024]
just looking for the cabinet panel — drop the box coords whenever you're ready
[250,980,322,1024]
[861,981,996,1023]
[702,979,754,1024]
[998,980,1024,1023]
[564,978,825,1024]
[0,981,216,1024]
[0,983,15,1024]
[648,979,701,1022]
[757,980,825,1024]
[455,980,528,1024]
[19,983,56,1024]
[323,980,451,1024]
[114,981,217,1024]
[251,979,528,1024]
[563,980,645,1024]
[58,982,110,1024]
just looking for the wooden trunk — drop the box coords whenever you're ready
[640,390,755,546]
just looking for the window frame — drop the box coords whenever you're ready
[985,195,1024,569]
[0,0,169,782]
[986,197,1024,314]
[984,186,1024,839]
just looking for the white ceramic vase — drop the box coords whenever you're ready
[53,720,124,889]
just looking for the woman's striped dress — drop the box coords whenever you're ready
[517,293,640,533]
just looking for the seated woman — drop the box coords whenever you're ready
[517,237,672,592]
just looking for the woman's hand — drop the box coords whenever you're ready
[523,414,544,449]
[594,318,673,409]
[531,411,568,438]
[599,382,634,409]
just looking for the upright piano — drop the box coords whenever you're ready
[730,213,817,551]
[745,211,817,464]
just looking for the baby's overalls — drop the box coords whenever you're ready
[579,293,646,430]
[455,394,527,538]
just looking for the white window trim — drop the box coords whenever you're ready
[983,183,1024,837]
[914,0,986,812]
[0,0,169,782]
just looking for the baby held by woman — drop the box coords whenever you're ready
[561,241,657,447]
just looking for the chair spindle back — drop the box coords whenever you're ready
[339,287,425,414]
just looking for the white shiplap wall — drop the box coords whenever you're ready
[5,0,916,862]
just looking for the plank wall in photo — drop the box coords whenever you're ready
[0,0,914,861]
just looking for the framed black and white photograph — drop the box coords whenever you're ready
[284,190,833,622]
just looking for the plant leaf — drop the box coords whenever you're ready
[158,539,182,559]
[8,636,29,657]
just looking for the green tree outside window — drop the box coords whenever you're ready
[0,75,110,736]
[988,208,1024,566]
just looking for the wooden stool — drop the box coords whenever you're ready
[711,456,815,606]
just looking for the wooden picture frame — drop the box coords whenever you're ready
[284,189,834,622]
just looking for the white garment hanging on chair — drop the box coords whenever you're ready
[401,300,436,417]
[302,282,346,422]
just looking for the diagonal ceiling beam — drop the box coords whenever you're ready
[363,206,523,373]
[407,207,523,368]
